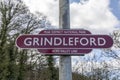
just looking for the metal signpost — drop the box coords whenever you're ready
[59,0,72,79]
[16,0,114,80]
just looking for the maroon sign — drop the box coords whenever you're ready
[16,34,113,48]
[16,30,113,55]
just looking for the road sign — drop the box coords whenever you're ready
[16,29,113,55]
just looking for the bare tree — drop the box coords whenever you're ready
[0,0,50,80]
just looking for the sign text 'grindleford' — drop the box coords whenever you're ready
[16,30,113,55]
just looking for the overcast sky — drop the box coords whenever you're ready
[23,0,120,34]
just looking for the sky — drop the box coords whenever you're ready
[109,0,120,20]
[23,0,120,34]
[70,0,80,3]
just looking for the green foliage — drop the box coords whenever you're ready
[7,43,19,80]
[72,72,90,80]
[0,48,9,80]
[47,56,58,80]
[17,50,28,80]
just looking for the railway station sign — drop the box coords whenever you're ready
[16,29,113,55]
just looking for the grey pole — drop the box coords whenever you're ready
[59,0,70,29]
[59,0,72,80]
